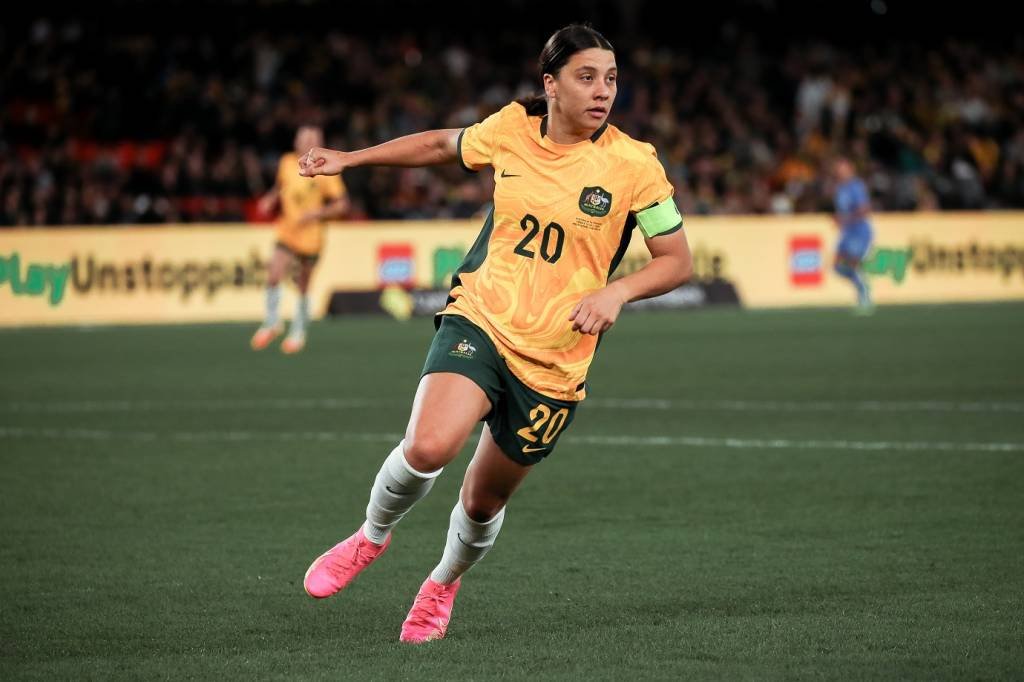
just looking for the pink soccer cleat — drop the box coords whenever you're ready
[399,577,461,643]
[303,528,390,599]
[250,323,284,351]
[281,333,306,354]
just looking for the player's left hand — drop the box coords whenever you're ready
[569,283,628,336]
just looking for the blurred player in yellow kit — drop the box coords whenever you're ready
[251,125,349,353]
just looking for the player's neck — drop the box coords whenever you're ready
[545,110,594,145]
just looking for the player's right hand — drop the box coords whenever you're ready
[299,147,346,177]
[569,283,628,336]
[257,194,277,215]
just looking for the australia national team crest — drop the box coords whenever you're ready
[579,186,613,217]
[449,339,477,360]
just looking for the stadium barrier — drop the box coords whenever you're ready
[1,213,1022,326]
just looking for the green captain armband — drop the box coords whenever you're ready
[635,200,683,238]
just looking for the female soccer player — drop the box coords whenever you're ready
[300,24,692,643]
[830,156,874,312]
[250,125,349,354]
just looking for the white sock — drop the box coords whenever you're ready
[291,295,310,336]
[429,497,505,585]
[362,441,442,545]
[264,285,281,327]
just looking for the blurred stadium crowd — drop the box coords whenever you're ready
[2,8,1022,226]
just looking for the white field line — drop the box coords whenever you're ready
[1,427,1021,453]
[572,434,1024,453]
[2,397,1023,414]
[588,398,1024,413]
[0,398,384,413]
[0,426,402,444]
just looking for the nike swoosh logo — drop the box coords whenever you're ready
[521,445,546,454]
[500,170,521,178]
[457,532,474,548]
[386,485,414,496]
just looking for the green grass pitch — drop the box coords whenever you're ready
[1,304,1022,680]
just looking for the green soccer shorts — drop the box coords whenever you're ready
[421,314,579,465]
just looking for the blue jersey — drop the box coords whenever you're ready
[835,178,872,235]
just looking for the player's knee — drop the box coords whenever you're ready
[460,478,510,522]
[461,493,505,523]
[403,433,457,472]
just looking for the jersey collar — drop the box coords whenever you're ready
[539,115,609,145]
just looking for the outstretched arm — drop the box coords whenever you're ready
[298,129,462,177]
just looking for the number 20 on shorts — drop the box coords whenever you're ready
[517,403,570,445]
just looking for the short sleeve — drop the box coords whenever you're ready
[631,150,682,238]
[457,106,510,173]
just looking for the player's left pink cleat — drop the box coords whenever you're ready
[399,577,461,643]
[250,322,284,351]
[303,528,390,598]
[281,333,306,354]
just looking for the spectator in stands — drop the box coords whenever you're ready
[1,19,1021,226]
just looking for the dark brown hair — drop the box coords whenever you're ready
[516,24,615,116]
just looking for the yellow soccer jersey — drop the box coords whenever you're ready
[444,102,683,401]
[276,152,346,256]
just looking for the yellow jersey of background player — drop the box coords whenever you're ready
[274,138,347,259]
[250,125,348,354]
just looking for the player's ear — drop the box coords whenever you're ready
[543,73,557,100]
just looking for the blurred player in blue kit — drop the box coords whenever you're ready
[831,157,874,312]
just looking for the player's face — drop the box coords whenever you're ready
[833,159,853,182]
[295,128,323,155]
[547,48,617,134]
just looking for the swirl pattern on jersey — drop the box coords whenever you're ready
[445,103,676,401]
